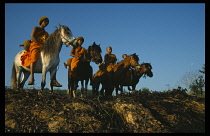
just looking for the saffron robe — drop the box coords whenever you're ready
[104,53,117,72]
[71,46,86,71]
[20,29,49,67]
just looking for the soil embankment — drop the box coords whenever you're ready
[5,88,205,133]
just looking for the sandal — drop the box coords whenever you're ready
[53,80,62,87]
[28,80,34,85]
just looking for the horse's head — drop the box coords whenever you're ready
[140,63,153,77]
[87,42,102,64]
[58,23,75,45]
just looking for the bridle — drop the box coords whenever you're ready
[60,26,74,44]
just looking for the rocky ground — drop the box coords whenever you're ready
[5,88,205,133]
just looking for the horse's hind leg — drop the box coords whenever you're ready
[49,70,56,93]
[16,66,23,90]
[19,70,30,89]
[85,79,89,97]
[80,80,84,97]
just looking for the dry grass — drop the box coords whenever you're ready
[5,88,205,133]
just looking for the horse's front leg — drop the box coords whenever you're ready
[119,84,123,94]
[41,68,48,92]
[16,67,22,90]
[132,79,139,92]
[73,80,78,98]
[85,79,89,97]
[100,85,105,96]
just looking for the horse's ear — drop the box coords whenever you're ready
[58,23,61,27]
[93,42,96,45]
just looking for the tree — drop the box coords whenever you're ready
[199,64,205,74]
[180,70,200,91]
[140,87,150,93]
[180,64,205,97]
[189,75,205,97]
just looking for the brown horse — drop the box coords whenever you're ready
[121,63,153,92]
[92,53,140,96]
[67,42,102,98]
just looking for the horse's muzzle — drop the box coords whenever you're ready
[147,71,153,77]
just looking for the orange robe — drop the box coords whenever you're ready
[20,29,49,67]
[71,46,86,71]
[104,54,117,72]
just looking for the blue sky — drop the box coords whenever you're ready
[5,3,205,92]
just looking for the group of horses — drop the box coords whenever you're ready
[11,24,153,97]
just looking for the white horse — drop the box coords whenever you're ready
[11,24,75,93]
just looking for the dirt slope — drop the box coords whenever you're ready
[5,88,205,133]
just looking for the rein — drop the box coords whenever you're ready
[60,30,71,44]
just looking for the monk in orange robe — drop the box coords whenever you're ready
[20,16,62,87]
[70,37,86,78]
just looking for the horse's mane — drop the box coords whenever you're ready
[40,27,61,56]
[87,42,102,53]
[118,53,139,64]
[141,62,152,69]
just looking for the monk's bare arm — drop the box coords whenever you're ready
[70,48,76,57]
[31,27,43,46]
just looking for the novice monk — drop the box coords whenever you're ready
[20,16,62,87]
[122,54,127,60]
[104,46,117,72]
[64,37,86,78]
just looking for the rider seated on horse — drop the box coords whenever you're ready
[63,36,86,79]
[20,16,62,87]
[103,46,117,72]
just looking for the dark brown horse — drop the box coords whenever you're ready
[121,63,153,92]
[92,53,141,96]
[67,42,102,98]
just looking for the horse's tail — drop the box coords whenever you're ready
[11,62,17,90]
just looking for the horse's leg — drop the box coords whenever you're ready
[132,83,137,92]
[80,80,84,97]
[16,66,23,90]
[85,79,89,97]
[67,67,71,96]
[41,68,47,92]
[115,85,119,96]
[73,80,78,98]
[92,77,97,96]
[132,79,139,91]
[100,84,104,96]
[19,70,30,89]
[120,84,124,94]
[69,80,74,98]
[11,64,20,90]
[49,69,56,93]
[89,66,93,85]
